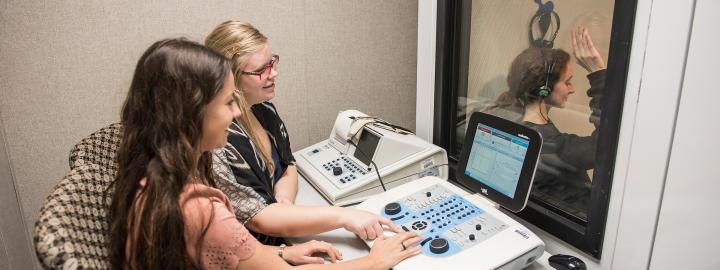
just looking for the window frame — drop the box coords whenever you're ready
[432,0,638,258]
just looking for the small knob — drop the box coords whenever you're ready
[426,191,432,197]
[469,234,475,241]
[384,202,402,215]
[429,238,449,254]
[332,166,343,176]
[475,224,482,231]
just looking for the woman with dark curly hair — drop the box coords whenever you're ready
[108,38,421,269]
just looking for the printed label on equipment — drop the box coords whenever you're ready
[421,157,435,170]
[418,157,438,178]
[514,228,532,240]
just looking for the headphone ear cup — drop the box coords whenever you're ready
[536,49,556,98]
[537,85,551,98]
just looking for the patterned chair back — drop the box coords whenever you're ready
[68,123,123,175]
[34,164,113,269]
[35,123,122,269]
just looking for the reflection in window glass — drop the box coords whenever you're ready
[456,0,614,222]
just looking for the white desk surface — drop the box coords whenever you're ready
[290,175,554,269]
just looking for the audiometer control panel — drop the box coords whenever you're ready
[382,184,508,257]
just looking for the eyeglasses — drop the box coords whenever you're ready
[240,54,279,80]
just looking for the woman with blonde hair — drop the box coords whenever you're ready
[204,20,401,260]
[109,38,421,269]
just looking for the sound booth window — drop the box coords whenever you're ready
[435,0,636,258]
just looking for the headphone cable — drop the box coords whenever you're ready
[538,100,549,122]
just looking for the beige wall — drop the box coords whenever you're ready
[0,0,418,263]
[468,0,613,136]
[0,114,35,270]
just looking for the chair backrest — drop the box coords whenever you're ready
[68,123,123,176]
[34,164,113,269]
[33,123,122,269]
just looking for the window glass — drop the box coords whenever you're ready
[456,0,614,223]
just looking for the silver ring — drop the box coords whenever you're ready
[401,242,406,250]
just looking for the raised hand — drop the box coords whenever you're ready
[340,208,402,240]
[572,26,606,73]
[281,240,343,265]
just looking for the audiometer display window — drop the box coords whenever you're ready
[433,0,636,258]
[353,129,381,167]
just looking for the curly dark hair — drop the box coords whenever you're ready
[108,38,231,269]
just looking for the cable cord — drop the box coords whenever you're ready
[538,103,549,122]
[346,139,386,192]
[348,117,413,142]
[369,118,414,135]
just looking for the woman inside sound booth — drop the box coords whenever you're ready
[484,26,607,219]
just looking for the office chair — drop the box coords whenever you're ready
[34,163,113,269]
[68,123,123,176]
[34,123,122,269]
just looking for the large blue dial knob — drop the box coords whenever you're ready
[384,202,402,215]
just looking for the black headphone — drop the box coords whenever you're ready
[527,0,560,98]
[535,49,557,98]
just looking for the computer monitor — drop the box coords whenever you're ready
[456,112,542,212]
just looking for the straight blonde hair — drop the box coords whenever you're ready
[205,21,275,177]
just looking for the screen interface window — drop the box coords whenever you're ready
[464,124,529,198]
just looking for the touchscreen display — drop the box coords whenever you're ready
[464,123,529,198]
